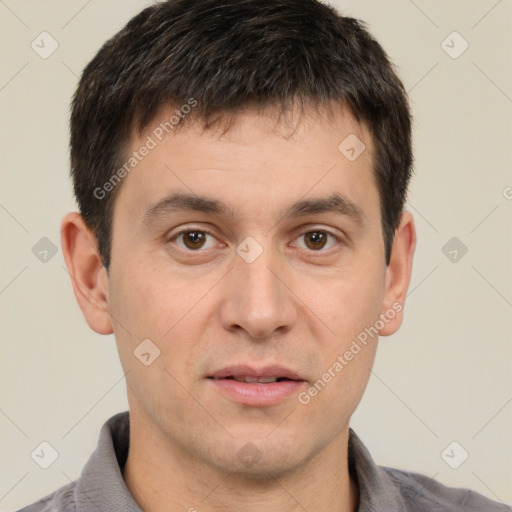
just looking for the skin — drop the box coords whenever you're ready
[61,103,416,512]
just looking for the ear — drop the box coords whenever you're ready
[60,212,113,335]
[379,210,416,336]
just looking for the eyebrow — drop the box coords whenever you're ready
[142,191,366,226]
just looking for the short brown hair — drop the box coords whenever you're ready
[70,0,413,268]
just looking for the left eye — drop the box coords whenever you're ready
[293,231,339,251]
[172,230,218,251]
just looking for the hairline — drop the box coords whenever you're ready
[99,100,387,269]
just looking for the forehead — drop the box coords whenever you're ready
[112,104,379,227]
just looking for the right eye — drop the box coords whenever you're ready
[169,230,220,252]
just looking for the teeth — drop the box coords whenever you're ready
[257,377,278,383]
[233,376,258,383]
[232,376,278,383]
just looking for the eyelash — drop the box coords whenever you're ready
[168,228,342,253]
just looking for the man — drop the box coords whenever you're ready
[18,0,510,510]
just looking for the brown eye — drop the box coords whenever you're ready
[182,231,206,250]
[294,230,338,251]
[304,231,327,250]
[174,231,216,251]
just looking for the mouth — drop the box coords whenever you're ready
[206,365,307,406]
[208,376,297,384]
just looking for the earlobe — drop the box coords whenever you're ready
[60,212,113,335]
[379,211,416,337]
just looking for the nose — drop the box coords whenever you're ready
[218,244,298,340]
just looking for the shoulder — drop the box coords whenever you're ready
[382,465,511,512]
[15,481,76,512]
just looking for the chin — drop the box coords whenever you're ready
[204,434,312,480]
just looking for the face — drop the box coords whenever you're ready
[94,105,405,477]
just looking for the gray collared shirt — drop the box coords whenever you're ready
[18,411,511,512]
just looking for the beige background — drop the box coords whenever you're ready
[1,1,511,510]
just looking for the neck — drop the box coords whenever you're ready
[123,410,359,512]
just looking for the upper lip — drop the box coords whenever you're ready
[208,364,305,381]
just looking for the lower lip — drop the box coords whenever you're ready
[208,378,306,406]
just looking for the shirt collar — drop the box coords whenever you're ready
[348,427,407,510]
[75,411,141,512]
[74,411,404,511]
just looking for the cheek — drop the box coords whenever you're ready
[302,261,385,343]
[107,262,202,416]
[342,272,385,335]
[298,272,382,422]
[298,258,384,404]
[110,256,184,337]
[108,257,216,373]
